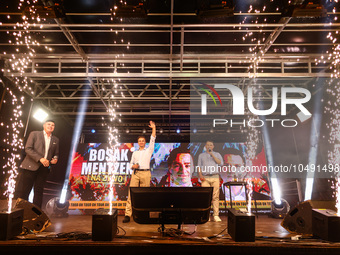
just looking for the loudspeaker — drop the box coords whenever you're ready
[312,209,340,242]
[281,200,335,235]
[92,209,118,241]
[228,208,255,242]
[0,208,24,240]
[14,198,51,234]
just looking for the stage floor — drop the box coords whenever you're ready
[1,212,340,255]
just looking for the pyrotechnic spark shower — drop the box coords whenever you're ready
[322,4,340,214]
[1,0,49,212]
[103,78,123,214]
[246,179,253,214]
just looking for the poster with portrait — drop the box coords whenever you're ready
[68,142,271,212]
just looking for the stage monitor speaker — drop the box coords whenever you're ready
[312,209,340,242]
[14,198,51,234]
[228,208,255,242]
[92,209,118,241]
[0,208,24,240]
[281,200,335,235]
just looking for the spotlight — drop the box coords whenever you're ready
[45,197,69,217]
[210,128,214,133]
[125,128,130,134]
[270,198,290,219]
[91,129,96,134]
[142,128,146,134]
[176,127,180,134]
[33,109,48,122]
[193,128,197,134]
[159,128,164,134]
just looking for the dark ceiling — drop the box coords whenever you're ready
[0,0,338,141]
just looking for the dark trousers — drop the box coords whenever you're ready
[16,165,50,209]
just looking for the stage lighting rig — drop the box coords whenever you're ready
[126,0,234,17]
[283,0,327,18]
[111,0,147,18]
[22,0,65,19]
[270,198,290,219]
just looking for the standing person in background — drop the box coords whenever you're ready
[197,141,223,222]
[16,120,59,208]
[123,121,156,223]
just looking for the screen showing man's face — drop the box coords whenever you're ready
[169,153,191,185]
[223,154,243,168]
[223,153,246,180]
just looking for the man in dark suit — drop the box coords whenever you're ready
[16,120,59,208]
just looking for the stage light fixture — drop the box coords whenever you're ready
[91,129,96,134]
[142,128,146,134]
[125,128,130,134]
[193,127,197,134]
[270,198,290,219]
[32,108,48,122]
[176,126,181,134]
[159,128,164,134]
[45,197,69,217]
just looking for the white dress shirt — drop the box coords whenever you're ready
[43,130,51,159]
[130,135,156,170]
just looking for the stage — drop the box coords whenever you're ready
[1,213,340,255]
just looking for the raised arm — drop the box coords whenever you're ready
[149,121,156,138]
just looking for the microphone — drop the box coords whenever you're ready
[49,156,58,166]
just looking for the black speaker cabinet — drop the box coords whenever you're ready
[281,200,335,235]
[92,209,118,241]
[14,198,51,234]
[312,209,340,242]
[0,208,24,240]
[228,208,255,242]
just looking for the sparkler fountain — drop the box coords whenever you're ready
[1,0,47,213]
[324,5,340,215]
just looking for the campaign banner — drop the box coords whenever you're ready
[68,142,271,212]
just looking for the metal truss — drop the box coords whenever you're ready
[0,7,338,136]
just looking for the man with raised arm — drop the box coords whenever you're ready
[123,121,156,223]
